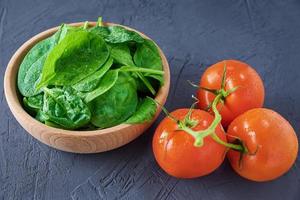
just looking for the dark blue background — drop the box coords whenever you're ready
[1,0,299,199]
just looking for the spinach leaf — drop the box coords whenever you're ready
[109,43,135,66]
[17,24,86,97]
[90,72,138,128]
[77,123,98,131]
[73,57,113,92]
[90,25,144,44]
[126,97,157,124]
[133,39,163,85]
[108,43,157,94]
[134,39,162,69]
[42,87,91,129]
[17,26,64,97]
[23,94,43,112]
[57,24,80,42]
[45,120,63,128]
[59,23,92,39]
[84,69,119,103]
[36,110,49,123]
[119,65,165,95]
[89,26,109,38]
[36,30,109,89]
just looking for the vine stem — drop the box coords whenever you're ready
[178,89,247,152]
[178,93,222,147]
[210,133,246,152]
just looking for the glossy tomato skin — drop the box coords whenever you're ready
[197,60,265,127]
[227,108,298,182]
[152,109,227,178]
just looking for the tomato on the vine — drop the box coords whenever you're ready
[152,109,227,178]
[227,108,298,182]
[153,59,297,182]
[197,60,265,127]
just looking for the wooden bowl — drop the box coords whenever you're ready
[4,22,170,153]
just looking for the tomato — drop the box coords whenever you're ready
[152,109,227,178]
[227,108,298,182]
[197,60,265,127]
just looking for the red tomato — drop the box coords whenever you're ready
[152,109,227,178]
[227,108,298,182]
[197,60,265,127]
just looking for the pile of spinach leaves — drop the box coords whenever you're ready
[18,18,163,130]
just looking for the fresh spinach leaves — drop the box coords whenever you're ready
[108,43,157,95]
[73,57,113,92]
[17,24,76,97]
[37,30,109,89]
[89,72,138,128]
[84,69,119,103]
[45,120,63,128]
[109,43,135,66]
[43,87,91,129]
[36,110,49,123]
[126,97,157,124]
[23,94,43,111]
[18,30,60,97]
[90,26,144,44]
[134,39,164,85]
[18,17,164,130]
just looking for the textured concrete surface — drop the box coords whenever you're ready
[1,0,300,199]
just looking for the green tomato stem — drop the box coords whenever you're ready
[178,93,222,146]
[179,90,247,153]
[182,101,198,128]
[210,133,246,152]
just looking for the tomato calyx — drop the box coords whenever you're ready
[182,100,199,128]
[190,65,239,111]
[202,65,239,110]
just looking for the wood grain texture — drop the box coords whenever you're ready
[1,0,300,199]
[4,22,170,153]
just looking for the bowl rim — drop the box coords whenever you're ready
[4,21,170,137]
